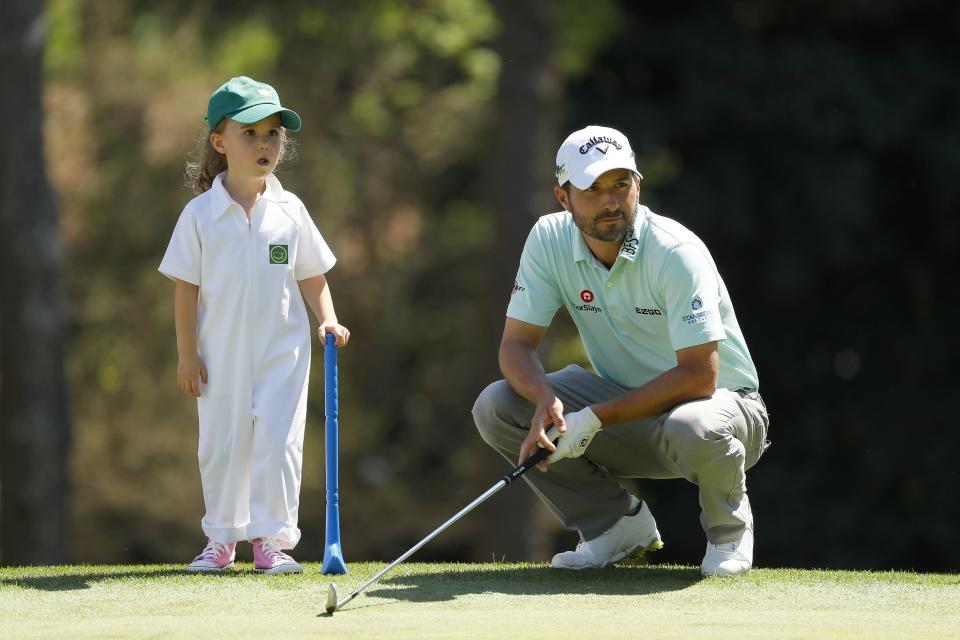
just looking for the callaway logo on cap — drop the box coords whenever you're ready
[555,125,642,189]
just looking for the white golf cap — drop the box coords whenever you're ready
[554,125,642,189]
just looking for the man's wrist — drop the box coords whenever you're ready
[578,406,602,431]
[531,384,556,405]
[591,402,617,426]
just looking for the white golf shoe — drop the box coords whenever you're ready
[552,502,663,570]
[701,527,753,576]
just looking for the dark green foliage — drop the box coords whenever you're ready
[564,2,960,571]
[9,0,955,571]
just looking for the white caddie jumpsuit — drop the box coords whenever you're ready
[159,172,335,548]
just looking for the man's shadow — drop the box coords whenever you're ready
[364,563,703,605]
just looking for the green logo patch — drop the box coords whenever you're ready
[269,244,288,264]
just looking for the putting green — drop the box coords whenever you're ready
[1,562,957,639]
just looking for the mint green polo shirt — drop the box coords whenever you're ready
[507,206,759,391]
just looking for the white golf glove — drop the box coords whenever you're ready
[544,407,602,463]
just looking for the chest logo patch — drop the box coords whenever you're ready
[580,289,595,303]
[269,244,289,264]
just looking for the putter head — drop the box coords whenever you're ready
[325,583,338,615]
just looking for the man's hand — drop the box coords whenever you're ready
[546,407,602,464]
[177,353,208,398]
[518,394,566,471]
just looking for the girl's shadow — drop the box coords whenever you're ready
[2,567,228,591]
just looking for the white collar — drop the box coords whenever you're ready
[209,172,287,220]
[571,207,647,265]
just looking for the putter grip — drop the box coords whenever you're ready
[503,445,553,484]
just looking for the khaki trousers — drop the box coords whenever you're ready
[472,365,770,544]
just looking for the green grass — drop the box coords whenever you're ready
[1,562,958,639]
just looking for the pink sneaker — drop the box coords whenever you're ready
[252,537,303,574]
[187,540,236,572]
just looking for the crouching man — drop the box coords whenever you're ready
[472,125,770,576]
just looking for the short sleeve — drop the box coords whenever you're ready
[506,225,562,327]
[660,243,726,350]
[294,206,336,280]
[158,206,201,285]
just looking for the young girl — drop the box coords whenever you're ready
[159,76,349,574]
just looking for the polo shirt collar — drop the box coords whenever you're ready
[209,172,287,220]
[572,224,592,263]
[616,207,648,263]
[571,206,648,265]
[260,173,286,203]
[207,173,234,219]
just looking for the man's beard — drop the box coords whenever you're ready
[571,201,638,243]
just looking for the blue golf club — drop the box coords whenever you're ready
[321,332,348,575]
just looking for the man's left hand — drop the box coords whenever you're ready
[545,407,602,464]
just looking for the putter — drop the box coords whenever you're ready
[321,332,347,575]
[325,444,553,614]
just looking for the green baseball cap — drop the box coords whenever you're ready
[205,76,302,132]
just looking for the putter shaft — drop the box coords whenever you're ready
[326,446,551,613]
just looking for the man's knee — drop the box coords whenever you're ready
[471,379,519,445]
[662,400,732,457]
[662,401,747,493]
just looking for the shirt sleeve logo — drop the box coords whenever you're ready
[580,289,595,303]
[683,295,717,325]
[511,280,526,294]
[269,244,289,264]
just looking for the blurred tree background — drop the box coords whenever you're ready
[0,0,957,571]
